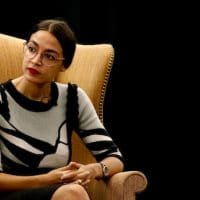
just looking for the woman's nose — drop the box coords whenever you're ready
[30,53,43,65]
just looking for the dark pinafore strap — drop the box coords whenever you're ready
[66,83,79,135]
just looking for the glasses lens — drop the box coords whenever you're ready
[42,52,59,66]
[24,42,64,66]
[24,43,36,59]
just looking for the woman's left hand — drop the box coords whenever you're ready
[60,162,101,186]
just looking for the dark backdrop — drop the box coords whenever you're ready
[0,1,181,199]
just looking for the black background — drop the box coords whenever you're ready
[1,1,190,199]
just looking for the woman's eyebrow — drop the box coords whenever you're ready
[29,40,60,55]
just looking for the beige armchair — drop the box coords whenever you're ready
[0,33,147,200]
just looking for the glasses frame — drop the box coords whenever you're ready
[23,42,65,67]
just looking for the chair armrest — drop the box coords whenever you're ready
[87,171,147,200]
[105,171,148,200]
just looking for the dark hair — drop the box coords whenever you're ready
[26,19,77,69]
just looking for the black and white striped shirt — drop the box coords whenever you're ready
[0,80,122,175]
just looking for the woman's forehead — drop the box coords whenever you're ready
[30,30,63,53]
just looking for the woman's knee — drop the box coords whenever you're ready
[51,184,90,200]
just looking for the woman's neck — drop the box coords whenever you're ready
[12,76,51,103]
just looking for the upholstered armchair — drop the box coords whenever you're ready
[0,33,147,200]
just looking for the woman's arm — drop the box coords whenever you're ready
[0,172,50,191]
[60,157,124,186]
[98,156,124,178]
[0,165,80,192]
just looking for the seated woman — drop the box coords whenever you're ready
[0,18,124,200]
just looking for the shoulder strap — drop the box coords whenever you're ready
[66,83,79,134]
[0,84,10,120]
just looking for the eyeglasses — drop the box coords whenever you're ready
[23,42,65,67]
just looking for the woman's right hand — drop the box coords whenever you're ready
[46,162,80,185]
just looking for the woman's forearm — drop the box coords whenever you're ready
[86,157,124,179]
[0,165,82,191]
[0,172,51,191]
[100,157,124,177]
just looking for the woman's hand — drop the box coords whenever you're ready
[47,164,78,185]
[60,162,102,186]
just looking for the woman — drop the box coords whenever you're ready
[0,19,124,199]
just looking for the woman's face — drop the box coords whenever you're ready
[22,30,65,84]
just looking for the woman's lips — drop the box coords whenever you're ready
[27,67,40,75]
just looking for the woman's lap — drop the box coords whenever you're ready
[0,184,62,200]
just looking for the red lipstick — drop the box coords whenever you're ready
[27,68,40,75]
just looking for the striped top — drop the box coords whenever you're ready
[0,80,123,175]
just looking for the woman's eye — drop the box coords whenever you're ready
[44,53,56,60]
[28,46,36,53]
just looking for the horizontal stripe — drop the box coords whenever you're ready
[83,134,112,143]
